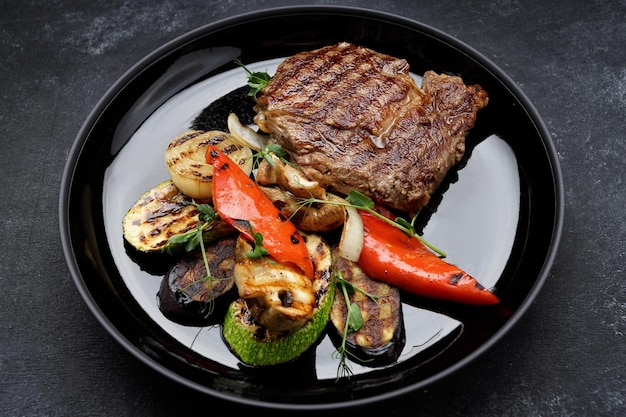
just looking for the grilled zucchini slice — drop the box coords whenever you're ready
[122,179,233,253]
[329,255,405,366]
[222,233,334,366]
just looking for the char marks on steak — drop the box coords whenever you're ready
[254,42,489,214]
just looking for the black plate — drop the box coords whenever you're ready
[59,6,564,410]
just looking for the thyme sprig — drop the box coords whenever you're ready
[298,190,447,258]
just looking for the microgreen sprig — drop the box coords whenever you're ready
[161,202,219,316]
[246,224,270,259]
[235,59,271,98]
[298,190,446,258]
[333,271,379,380]
[161,203,217,253]
[253,143,289,168]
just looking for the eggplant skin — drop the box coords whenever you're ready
[330,255,406,366]
[157,235,237,326]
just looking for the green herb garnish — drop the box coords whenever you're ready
[161,202,217,253]
[298,190,446,257]
[253,143,289,168]
[246,225,270,259]
[333,271,379,380]
[162,202,219,316]
[235,59,271,97]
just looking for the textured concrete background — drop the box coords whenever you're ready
[1,0,625,415]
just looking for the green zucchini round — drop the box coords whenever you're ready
[122,179,233,253]
[222,234,334,366]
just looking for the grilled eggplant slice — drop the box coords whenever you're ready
[122,179,234,253]
[222,233,334,366]
[330,255,405,366]
[157,235,238,326]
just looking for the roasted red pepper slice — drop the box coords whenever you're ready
[206,145,314,280]
[356,211,500,306]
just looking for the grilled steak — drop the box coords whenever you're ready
[254,42,489,213]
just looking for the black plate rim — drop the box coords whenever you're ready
[58,5,564,410]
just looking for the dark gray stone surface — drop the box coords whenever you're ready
[1,0,624,415]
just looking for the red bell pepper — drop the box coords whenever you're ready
[206,145,314,280]
[356,211,500,306]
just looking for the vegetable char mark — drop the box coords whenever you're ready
[449,273,463,286]
[122,180,202,252]
[165,130,253,201]
[333,256,402,349]
[167,131,222,173]
[157,235,237,325]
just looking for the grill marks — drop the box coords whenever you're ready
[260,43,416,134]
[254,42,488,214]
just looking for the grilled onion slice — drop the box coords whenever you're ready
[165,130,253,200]
[337,205,364,262]
[227,112,268,151]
